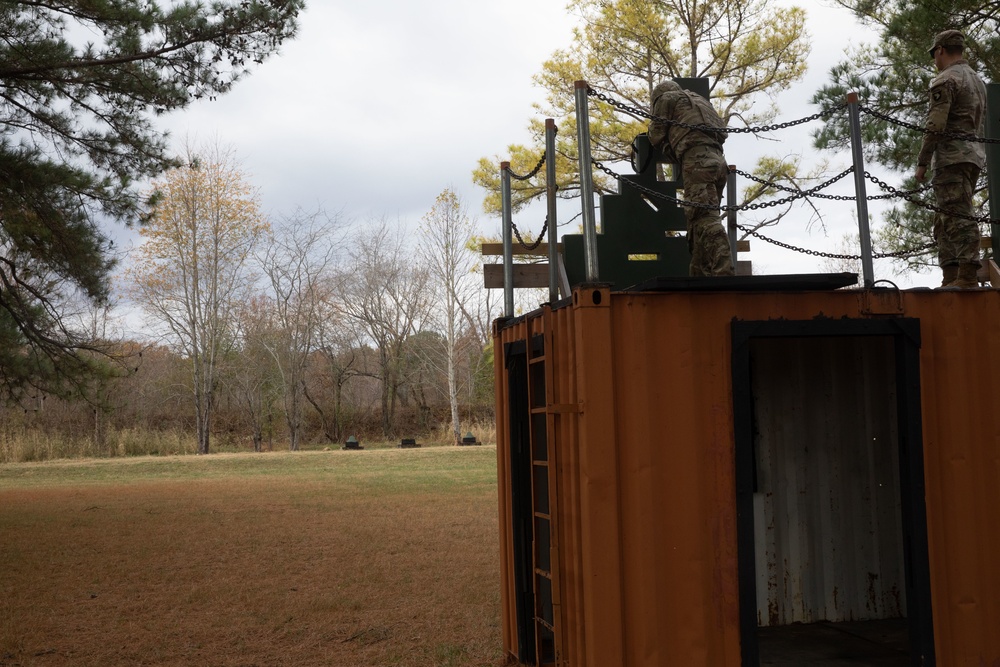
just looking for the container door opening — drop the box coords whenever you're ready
[505,335,556,666]
[505,341,536,664]
[732,322,934,667]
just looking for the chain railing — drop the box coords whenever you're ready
[864,170,994,223]
[511,217,548,251]
[587,86,846,135]
[859,103,1000,144]
[736,168,934,203]
[506,151,549,251]
[736,224,935,261]
[585,85,996,261]
[593,159,935,261]
[508,152,547,181]
[497,83,998,296]
[593,159,856,213]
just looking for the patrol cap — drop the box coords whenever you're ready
[651,79,681,102]
[929,30,965,57]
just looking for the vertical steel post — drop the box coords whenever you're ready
[500,161,515,317]
[575,80,600,282]
[545,119,560,302]
[985,83,1000,263]
[727,165,738,265]
[847,92,875,288]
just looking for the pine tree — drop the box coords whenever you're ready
[811,1,999,270]
[0,0,302,400]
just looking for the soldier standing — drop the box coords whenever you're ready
[915,30,987,288]
[648,80,734,277]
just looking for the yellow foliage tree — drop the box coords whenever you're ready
[124,144,269,454]
[473,0,810,216]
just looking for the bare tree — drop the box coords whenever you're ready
[225,295,281,451]
[125,142,267,454]
[339,219,432,437]
[312,299,364,443]
[418,189,481,444]
[259,208,342,451]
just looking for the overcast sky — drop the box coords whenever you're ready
[149,0,942,288]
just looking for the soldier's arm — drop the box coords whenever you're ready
[916,80,956,167]
[648,108,668,151]
[648,94,677,151]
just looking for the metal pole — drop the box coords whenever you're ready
[574,80,600,283]
[500,161,515,317]
[545,119,560,302]
[727,165,738,265]
[986,83,1000,263]
[847,92,875,288]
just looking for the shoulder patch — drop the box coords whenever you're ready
[933,90,942,101]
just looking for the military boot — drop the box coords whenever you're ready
[952,262,980,289]
[938,264,958,288]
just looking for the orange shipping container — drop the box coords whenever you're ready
[493,284,1000,667]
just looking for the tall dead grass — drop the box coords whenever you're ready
[0,428,199,463]
[0,448,503,666]
[0,419,499,464]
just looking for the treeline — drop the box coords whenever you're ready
[0,330,495,463]
[0,161,505,462]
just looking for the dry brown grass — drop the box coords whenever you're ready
[0,448,503,666]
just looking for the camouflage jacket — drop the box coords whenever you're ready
[917,59,986,170]
[648,89,726,164]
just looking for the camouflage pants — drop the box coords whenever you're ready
[681,145,734,276]
[932,162,981,267]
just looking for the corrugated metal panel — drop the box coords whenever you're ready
[495,288,1000,667]
[750,336,906,626]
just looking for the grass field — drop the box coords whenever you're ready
[0,447,504,667]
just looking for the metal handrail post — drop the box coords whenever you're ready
[574,80,600,282]
[847,92,875,288]
[986,84,1000,262]
[727,165,738,263]
[545,119,559,302]
[500,161,515,316]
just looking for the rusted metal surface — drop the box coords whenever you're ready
[494,287,1000,666]
[750,336,906,626]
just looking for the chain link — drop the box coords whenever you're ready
[507,140,555,248]
[737,169,937,203]
[586,86,846,135]
[508,152,547,181]
[863,170,996,223]
[594,159,855,212]
[858,103,1000,144]
[862,173,933,201]
[734,168,858,202]
[736,224,936,260]
[511,217,548,251]
[591,160,935,260]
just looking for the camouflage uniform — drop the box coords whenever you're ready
[648,81,734,277]
[917,33,986,269]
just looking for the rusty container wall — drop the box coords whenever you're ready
[494,287,1000,667]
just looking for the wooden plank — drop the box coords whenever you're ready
[484,263,551,289]
[981,236,993,249]
[990,259,1000,288]
[482,242,562,257]
[736,260,753,276]
[737,239,751,253]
